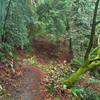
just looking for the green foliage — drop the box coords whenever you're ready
[89,46,100,60]
[4,0,32,48]
[0,0,34,60]
[87,78,100,84]
[72,56,84,65]
[47,82,55,94]
[71,87,84,98]
[0,42,13,61]
[34,0,100,61]
[0,0,100,62]
[71,86,100,100]
[36,0,68,35]
[83,89,100,100]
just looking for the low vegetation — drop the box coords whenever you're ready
[0,0,100,100]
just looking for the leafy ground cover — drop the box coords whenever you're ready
[23,52,100,100]
[0,40,100,100]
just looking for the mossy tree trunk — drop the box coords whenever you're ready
[64,61,100,88]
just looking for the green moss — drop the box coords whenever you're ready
[64,61,100,88]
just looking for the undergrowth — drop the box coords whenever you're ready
[23,55,100,100]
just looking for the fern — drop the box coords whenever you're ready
[71,86,100,100]
[87,79,100,84]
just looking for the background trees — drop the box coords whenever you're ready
[0,0,33,60]
[33,0,100,66]
[1,0,100,62]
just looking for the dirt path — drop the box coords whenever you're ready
[0,64,47,100]
[11,66,44,100]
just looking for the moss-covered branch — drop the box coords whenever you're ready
[64,61,100,88]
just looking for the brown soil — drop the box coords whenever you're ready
[32,39,73,64]
[0,65,48,100]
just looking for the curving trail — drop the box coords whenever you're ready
[10,66,46,100]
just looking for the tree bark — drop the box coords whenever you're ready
[84,0,100,62]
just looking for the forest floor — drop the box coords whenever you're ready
[0,65,47,100]
[0,48,54,100]
[0,40,100,100]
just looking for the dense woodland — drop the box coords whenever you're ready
[0,0,100,100]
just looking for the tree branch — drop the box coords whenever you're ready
[64,61,100,88]
[89,58,100,63]
[96,20,100,25]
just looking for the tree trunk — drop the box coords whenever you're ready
[84,0,100,62]
[2,0,12,42]
[64,61,100,88]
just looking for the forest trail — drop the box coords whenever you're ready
[0,64,48,100]
[11,65,46,100]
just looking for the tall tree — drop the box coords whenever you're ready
[64,0,100,88]
[84,0,100,61]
